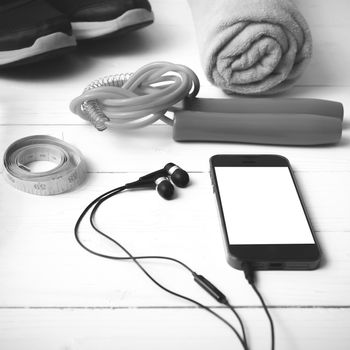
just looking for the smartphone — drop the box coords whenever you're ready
[210,154,321,270]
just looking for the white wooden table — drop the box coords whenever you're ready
[1,1,349,349]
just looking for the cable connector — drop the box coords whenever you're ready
[242,262,275,350]
[242,262,255,285]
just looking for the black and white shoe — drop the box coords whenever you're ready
[46,0,154,40]
[0,0,76,68]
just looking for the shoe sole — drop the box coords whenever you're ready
[72,8,154,40]
[0,32,76,68]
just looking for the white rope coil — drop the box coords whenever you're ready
[2,135,86,195]
[70,61,200,131]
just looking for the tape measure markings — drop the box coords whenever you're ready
[2,135,86,195]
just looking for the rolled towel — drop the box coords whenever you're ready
[188,0,312,95]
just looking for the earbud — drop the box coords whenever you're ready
[126,163,189,200]
[155,176,174,200]
[126,175,175,199]
[139,163,190,188]
[164,163,190,188]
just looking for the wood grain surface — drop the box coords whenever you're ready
[0,0,349,349]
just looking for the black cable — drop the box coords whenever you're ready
[224,301,248,348]
[243,263,275,350]
[89,188,249,348]
[251,284,275,350]
[74,186,249,350]
[74,186,194,274]
[89,187,194,273]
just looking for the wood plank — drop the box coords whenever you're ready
[1,125,349,172]
[0,85,349,125]
[0,308,349,350]
[0,173,349,307]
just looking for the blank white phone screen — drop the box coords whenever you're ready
[215,167,315,245]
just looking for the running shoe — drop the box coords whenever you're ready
[45,0,154,40]
[0,0,76,68]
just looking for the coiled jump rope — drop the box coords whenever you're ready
[70,61,343,145]
[70,61,200,131]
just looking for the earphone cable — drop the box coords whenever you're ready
[224,301,248,348]
[89,188,248,348]
[251,284,275,350]
[89,221,248,350]
[74,186,248,350]
[88,189,194,273]
[74,186,193,273]
[243,263,275,350]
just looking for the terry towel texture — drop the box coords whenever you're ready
[188,0,312,95]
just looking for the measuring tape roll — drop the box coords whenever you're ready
[3,135,86,195]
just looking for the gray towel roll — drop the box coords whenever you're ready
[188,0,312,95]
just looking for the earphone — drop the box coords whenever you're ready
[124,163,190,199]
[74,162,274,350]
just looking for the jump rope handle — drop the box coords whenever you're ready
[173,97,344,146]
[71,62,343,146]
